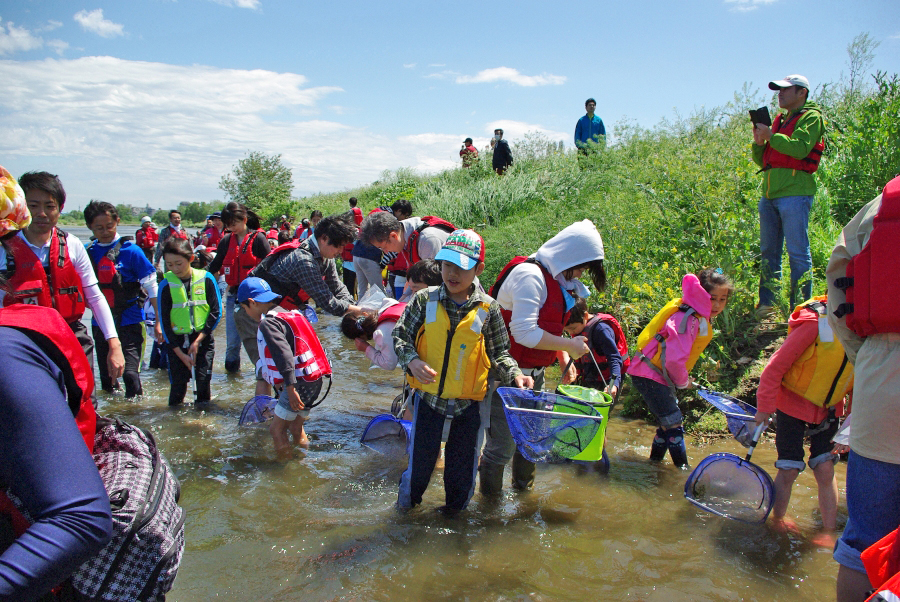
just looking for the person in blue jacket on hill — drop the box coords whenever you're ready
[575,97,606,153]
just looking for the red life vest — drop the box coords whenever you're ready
[266,228,279,240]
[574,313,631,383]
[376,302,407,326]
[490,256,571,369]
[257,311,332,387]
[0,304,96,451]
[135,227,158,250]
[761,108,825,174]
[367,206,389,216]
[250,239,315,309]
[387,250,409,274]
[204,227,223,251]
[351,206,363,225]
[404,216,456,264]
[222,230,264,287]
[165,226,189,241]
[834,176,900,336]
[862,526,900,601]
[2,229,86,323]
[87,237,144,316]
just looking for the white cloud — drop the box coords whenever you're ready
[724,0,777,12]
[890,32,900,40]
[429,63,445,68]
[0,56,478,206]
[36,20,63,33]
[74,9,125,38]
[211,0,261,8]
[403,63,416,69]
[47,39,69,55]
[0,19,44,56]
[456,66,566,87]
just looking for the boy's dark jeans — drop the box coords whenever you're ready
[399,397,481,511]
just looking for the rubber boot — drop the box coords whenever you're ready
[665,426,689,468]
[478,461,505,496]
[649,428,667,462]
[511,451,536,491]
[225,359,241,374]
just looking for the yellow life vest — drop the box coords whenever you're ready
[782,296,854,407]
[635,297,713,389]
[165,268,210,335]
[406,287,492,401]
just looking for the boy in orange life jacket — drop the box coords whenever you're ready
[562,296,626,397]
[393,230,533,515]
[755,295,851,547]
[237,277,322,459]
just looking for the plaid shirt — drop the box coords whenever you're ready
[259,238,352,316]
[393,284,521,416]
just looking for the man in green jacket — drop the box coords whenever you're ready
[752,74,825,314]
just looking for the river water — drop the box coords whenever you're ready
[70,226,844,601]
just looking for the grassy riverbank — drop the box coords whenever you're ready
[284,74,899,430]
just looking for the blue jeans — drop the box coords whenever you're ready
[630,375,683,428]
[225,293,241,367]
[758,195,813,308]
[833,451,900,573]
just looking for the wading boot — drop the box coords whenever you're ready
[665,426,689,468]
[225,359,241,374]
[511,451,535,491]
[649,428,667,462]
[478,461,505,496]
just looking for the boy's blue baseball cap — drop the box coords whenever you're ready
[237,277,282,303]
[435,229,485,270]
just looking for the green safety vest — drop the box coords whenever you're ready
[165,268,209,335]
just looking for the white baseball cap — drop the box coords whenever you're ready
[769,74,810,90]
[141,216,152,224]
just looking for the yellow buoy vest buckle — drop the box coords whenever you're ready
[782,296,854,407]
[406,287,492,401]
[166,268,210,335]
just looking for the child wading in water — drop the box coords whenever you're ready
[157,238,222,405]
[563,296,628,397]
[756,294,852,546]
[238,277,328,459]
[341,259,443,370]
[627,269,732,467]
[393,230,533,515]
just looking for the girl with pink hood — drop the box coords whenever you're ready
[627,269,732,467]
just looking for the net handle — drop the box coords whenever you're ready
[563,352,610,391]
[505,404,604,423]
[744,419,770,463]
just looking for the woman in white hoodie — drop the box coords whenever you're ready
[479,219,606,495]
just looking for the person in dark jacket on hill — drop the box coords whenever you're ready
[491,128,513,175]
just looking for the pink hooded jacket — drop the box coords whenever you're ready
[627,273,712,389]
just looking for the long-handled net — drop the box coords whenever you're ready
[697,388,758,447]
[360,386,412,451]
[498,387,604,464]
[684,422,775,524]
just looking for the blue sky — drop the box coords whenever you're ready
[1,0,898,211]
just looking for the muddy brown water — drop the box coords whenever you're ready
[71,227,844,601]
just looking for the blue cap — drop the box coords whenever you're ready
[236,277,282,304]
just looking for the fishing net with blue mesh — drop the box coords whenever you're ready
[697,389,758,447]
[498,387,604,464]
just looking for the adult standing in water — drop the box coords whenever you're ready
[752,74,824,315]
[153,209,189,267]
[0,170,124,381]
[479,219,606,494]
[206,202,271,374]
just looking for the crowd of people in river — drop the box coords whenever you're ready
[1,73,898,601]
